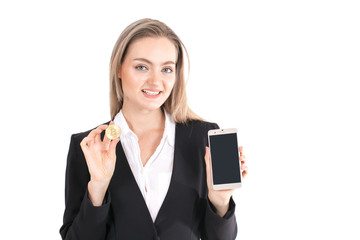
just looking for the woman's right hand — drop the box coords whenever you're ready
[80,122,120,206]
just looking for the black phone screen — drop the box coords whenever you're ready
[209,133,241,184]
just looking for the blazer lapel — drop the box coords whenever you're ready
[108,142,156,238]
[154,123,199,229]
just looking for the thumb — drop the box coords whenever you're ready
[109,138,120,156]
[204,147,210,164]
[204,147,213,190]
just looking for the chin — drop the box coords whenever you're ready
[139,102,164,112]
[139,96,169,110]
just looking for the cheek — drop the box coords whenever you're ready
[121,79,138,99]
[122,71,145,91]
[164,76,176,91]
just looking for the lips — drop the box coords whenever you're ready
[141,89,161,96]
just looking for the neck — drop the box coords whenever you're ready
[121,103,165,135]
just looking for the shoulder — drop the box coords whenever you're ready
[66,122,109,169]
[70,121,110,144]
[175,120,219,145]
[176,120,219,135]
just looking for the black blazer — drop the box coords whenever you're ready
[60,120,237,240]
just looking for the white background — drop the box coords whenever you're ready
[1,0,359,239]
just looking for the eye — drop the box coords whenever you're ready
[162,68,173,73]
[136,65,147,71]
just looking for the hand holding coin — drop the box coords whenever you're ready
[80,122,120,206]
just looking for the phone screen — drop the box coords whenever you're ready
[209,133,241,185]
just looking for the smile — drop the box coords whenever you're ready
[142,89,161,95]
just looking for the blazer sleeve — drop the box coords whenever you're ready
[201,122,238,240]
[202,197,237,240]
[59,134,111,240]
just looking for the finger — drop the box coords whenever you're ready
[204,147,210,174]
[240,155,246,164]
[103,133,111,147]
[83,136,94,146]
[204,147,213,190]
[238,146,243,156]
[80,137,89,149]
[242,169,248,179]
[241,166,248,179]
[108,138,120,160]
[88,125,108,139]
[241,165,248,171]
[96,125,109,143]
[109,137,120,153]
[95,132,102,144]
[103,121,114,147]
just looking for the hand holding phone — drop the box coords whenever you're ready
[208,128,242,190]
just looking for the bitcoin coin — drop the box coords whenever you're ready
[105,124,121,140]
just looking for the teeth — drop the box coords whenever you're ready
[142,90,160,95]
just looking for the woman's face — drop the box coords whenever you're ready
[119,37,177,113]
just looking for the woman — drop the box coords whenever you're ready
[60,18,248,240]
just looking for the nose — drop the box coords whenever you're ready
[147,69,162,86]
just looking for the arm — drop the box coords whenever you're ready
[201,122,248,239]
[60,188,111,240]
[200,123,237,240]
[60,125,119,239]
[201,196,237,240]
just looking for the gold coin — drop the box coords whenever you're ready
[105,124,121,140]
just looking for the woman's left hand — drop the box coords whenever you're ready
[204,146,248,217]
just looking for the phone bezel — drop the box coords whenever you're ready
[208,128,242,190]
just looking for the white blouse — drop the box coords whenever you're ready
[113,110,176,222]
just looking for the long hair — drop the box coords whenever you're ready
[109,18,201,123]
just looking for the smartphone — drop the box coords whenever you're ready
[208,128,241,190]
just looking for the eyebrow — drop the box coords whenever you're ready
[133,58,176,65]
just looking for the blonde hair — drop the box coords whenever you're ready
[109,18,202,123]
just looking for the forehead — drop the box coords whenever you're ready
[125,37,178,63]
